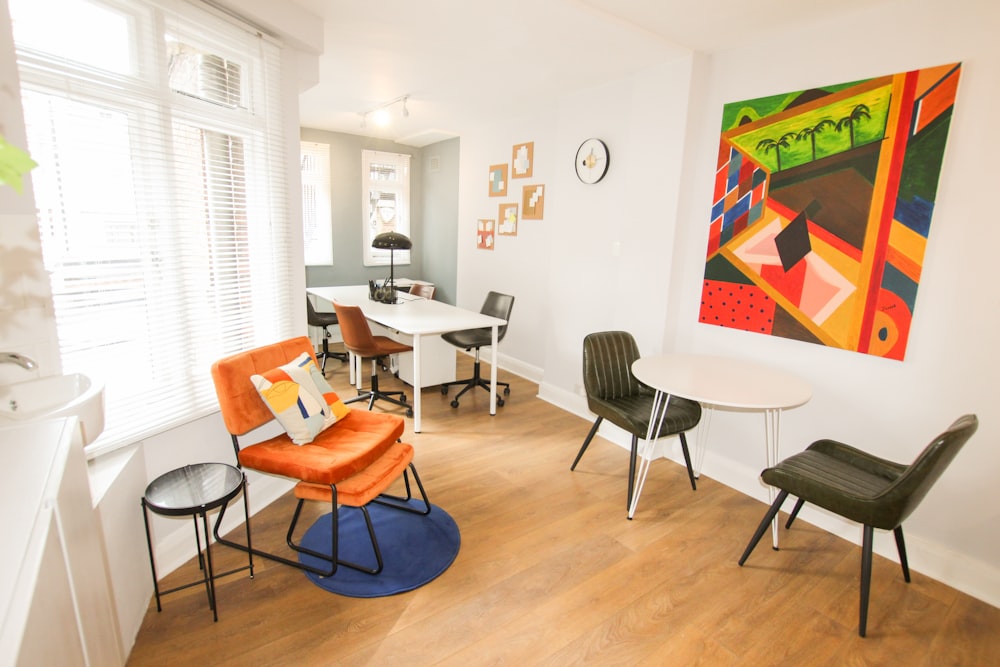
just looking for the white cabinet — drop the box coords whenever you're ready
[1,418,123,667]
[369,323,457,389]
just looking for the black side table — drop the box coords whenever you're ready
[141,462,253,622]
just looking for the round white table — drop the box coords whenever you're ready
[629,353,812,546]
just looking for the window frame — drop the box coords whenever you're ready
[12,0,295,459]
[361,149,411,267]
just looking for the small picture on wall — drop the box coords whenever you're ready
[488,163,508,197]
[498,203,518,236]
[477,219,495,250]
[512,141,533,178]
[521,184,544,220]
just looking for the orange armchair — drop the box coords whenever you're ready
[210,336,430,576]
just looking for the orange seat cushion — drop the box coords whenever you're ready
[293,441,415,507]
[237,409,404,485]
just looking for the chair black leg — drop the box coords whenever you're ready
[860,525,874,637]
[678,432,697,491]
[441,350,509,408]
[628,435,638,513]
[894,526,911,583]
[571,417,603,470]
[785,498,805,529]
[343,360,412,417]
[738,490,789,565]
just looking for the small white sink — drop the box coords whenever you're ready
[0,373,105,445]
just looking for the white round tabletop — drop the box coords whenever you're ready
[632,353,812,410]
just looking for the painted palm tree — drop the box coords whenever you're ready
[756,131,798,171]
[835,104,871,148]
[796,118,836,161]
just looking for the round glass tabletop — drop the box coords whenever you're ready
[144,462,244,516]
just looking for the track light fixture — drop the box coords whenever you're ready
[359,95,410,128]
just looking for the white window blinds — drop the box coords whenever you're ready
[11,0,295,458]
[301,141,333,265]
[362,149,410,267]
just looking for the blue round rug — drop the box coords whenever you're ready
[298,501,460,597]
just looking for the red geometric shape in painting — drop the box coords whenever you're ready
[731,209,749,238]
[865,288,911,360]
[798,260,847,322]
[714,164,728,202]
[700,279,775,334]
[707,219,722,257]
[760,258,807,307]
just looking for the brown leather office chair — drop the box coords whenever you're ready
[570,331,701,510]
[738,414,978,637]
[333,301,414,416]
[408,283,435,300]
[307,297,348,372]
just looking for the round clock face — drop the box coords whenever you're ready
[575,138,609,184]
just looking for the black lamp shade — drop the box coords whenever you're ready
[371,231,412,250]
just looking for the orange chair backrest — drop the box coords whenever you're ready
[409,283,435,299]
[332,301,383,358]
[211,336,316,436]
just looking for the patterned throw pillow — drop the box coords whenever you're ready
[250,352,350,445]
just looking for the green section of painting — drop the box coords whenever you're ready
[722,79,889,173]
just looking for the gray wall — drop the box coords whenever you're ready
[300,129,459,303]
[416,137,459,304]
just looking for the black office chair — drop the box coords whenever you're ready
[570,331,701,510]
[307,297,348,372]
[440,291,514,409]
[738,414,978,637]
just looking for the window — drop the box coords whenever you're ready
[362,149,410,267]
[11,0,295,458]
[301,141,332,265]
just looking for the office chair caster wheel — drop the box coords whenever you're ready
[440,386,448,395]
[400,394,407,403]
[503,387,510,395]
[406,407,413,417]
[497,397,505,407]
[450,399,460,408]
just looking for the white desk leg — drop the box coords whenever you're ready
[489,324,498,416]
[628,391,671,519]
[348,351,357,386]
[764,408,781,548]
[692,404,713,479]
[413,334,422,433]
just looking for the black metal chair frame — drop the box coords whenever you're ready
[573,414,697,510]
[214,435,431,577]
[344,358,414,417]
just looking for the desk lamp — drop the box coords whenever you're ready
[371,231,412,304]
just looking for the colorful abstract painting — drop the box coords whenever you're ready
[699,63,961,360]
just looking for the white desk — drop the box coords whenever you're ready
[308,285,506,433]
[628,353,811,546]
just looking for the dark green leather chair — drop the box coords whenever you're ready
[738,414,978,637]
[570,331,702,511]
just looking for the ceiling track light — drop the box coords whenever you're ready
[359,94,410,129]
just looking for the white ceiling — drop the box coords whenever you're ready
[287,0,896,146]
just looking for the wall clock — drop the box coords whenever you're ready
[575,138,609,184]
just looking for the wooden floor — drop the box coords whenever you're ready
[127,352,1000,666]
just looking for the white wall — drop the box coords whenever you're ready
[458,0,1000,607]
